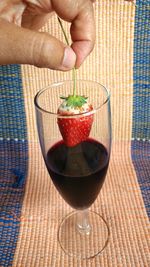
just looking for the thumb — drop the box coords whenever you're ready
[0,19,76,71]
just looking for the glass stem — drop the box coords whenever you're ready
[76,209,91,235]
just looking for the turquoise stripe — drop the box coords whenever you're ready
[132,0,150,217]
[0,65,28,266]
[132,0,150,140]
[0,65,27,139]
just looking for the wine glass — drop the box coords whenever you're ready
[34,80,111,259]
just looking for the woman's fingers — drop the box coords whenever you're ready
[0,18,76,70]
[52,0,95,68]
[0,0,95,69]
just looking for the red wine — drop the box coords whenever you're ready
[46,138,109,210]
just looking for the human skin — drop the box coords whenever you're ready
[0,0,96,70]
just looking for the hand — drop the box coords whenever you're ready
[0,0,95,70]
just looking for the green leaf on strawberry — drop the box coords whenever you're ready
[60,95,88,108]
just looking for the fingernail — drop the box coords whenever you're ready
[62,46,76,70]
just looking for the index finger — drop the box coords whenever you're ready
[52,0,95,67]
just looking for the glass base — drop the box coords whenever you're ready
[58,210,110,259]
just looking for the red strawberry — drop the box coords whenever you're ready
[57,95,94,147]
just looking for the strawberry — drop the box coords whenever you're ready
[57,95,94,147]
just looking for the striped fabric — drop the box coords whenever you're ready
[131,0,150,219]
[0,1,149,266]
[0,65,28,266]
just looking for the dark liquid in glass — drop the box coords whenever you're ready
[46,138,109,209]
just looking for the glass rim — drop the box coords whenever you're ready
[34,80,110,117]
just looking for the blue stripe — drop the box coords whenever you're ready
[0,65,27,139]
[132,0,150,140]
[0,65,28,266]
[131,140,150,217]
[132,0,150,217]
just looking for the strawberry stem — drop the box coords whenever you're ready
[57,17,76,97]
[57,17,69,46]
[72,67,76,96]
